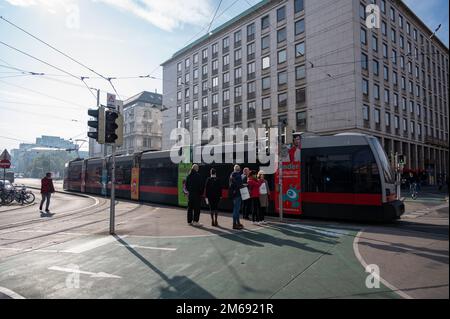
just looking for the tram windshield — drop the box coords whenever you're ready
[371,138,395,184]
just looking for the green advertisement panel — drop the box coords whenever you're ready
[178,163,191,207]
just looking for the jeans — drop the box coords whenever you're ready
[40,192,51,211]
[232,196,242,225]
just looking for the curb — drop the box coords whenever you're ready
[25,186,91,199]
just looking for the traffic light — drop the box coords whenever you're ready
[398,154,406,165]
[104,110,123,145]
[87,106,105,144]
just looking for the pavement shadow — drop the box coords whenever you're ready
[194,222,334,255]
[112,235,216,299]
[358,240,449,265]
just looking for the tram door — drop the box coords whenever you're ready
[81,159,88,193]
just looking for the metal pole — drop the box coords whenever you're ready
[278,124,283,222]
[109,144,116,235]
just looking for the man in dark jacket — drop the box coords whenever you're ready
[186,164,203,226]
[230,165,244,230]
[40,172,55,214]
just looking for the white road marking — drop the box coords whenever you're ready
[0,247,60,253]
[353,230,413,299]
[48,266,121,279]
[284,224,349,238]
[17,230,90,236]
[62,235,128,254]
[116,244,177,251]
[0,287,25,299]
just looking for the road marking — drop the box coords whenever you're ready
[62,235,128,254]
[0,247,60,253]
[116,244,177,251]
[0,287,26,299]
[17,230,90,236]
[48,266,121,279]
[353,230,413,299]
[283,224,350,238]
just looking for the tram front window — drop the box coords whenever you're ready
[371,138,395,184]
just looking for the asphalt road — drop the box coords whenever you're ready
[0,181,447,299]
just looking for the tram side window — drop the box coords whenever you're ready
[70,165,81,182]
[115,163,132,185]
[352,147,381,194]
[140,158,177,187]
[304,150,353,193]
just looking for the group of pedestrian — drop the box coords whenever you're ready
[240,167,269,225]
[184,164,270,230]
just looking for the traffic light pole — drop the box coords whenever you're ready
[109,144,116,235]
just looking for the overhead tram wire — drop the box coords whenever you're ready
[0,15,121,99]
[0,40,97,100]
[0,79,86,110]
[207,0,224,34]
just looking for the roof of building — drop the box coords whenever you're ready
[162,0,272,66]
[162,0,448,67]
[123,91,163,108]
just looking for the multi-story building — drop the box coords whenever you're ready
[119,91,163,154]
[162,0,448,183]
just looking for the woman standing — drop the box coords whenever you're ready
[257,170,269,224]
[205,168,222,227]
[247,171,261,224]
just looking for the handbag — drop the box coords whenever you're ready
[259,182,268,195]
[239,187,250,200]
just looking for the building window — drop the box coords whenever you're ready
[193,53,199,64]
[384,89,390,104]
[261,15,270,29]
[262,97,271,110]
[202,113,208,127]
[247,42,255,59]
[296,87,305,104]
[295,19,305,35]
[234,86,242,99]
[374,109,380,124]
[223,90,230,102]
[222,37,229,50]
[372,35,378,52]
[248,101,256,119]
[277,6,286,22]
[185,103,190,114]
[385,112,391,127]
[373,59,379,76]
[295,42,305,57]
[296,65,306,80]
[185,58,190,69]
[394,116,399,129]
[278,92,287,108]
[294,0,304,13]
[234,104,242,122]
[223,54,229,66]
[361,53,368,70]
[278,70,287,86]
[202,48,208,60]
[262,76,271,90]
[390,7,395,22]
[247,62,256,77]
[261,35,270,50]
[223,107,230,124]
[177,62,182,72]
[247,23,255,41]
[212,76,218,89]
[223,72,230,85]
[360,28,367,45]
[262,56,270,69]
[278,49,287,63]
[362,79,369,95]
[383,65,389,80]
[296,111,306,130]
[234,67,242,81]
[212,43,218,55]
[234,30,241,45]
[363,105,369,121]
[212,111,218,126]
[247,81,255,98]
[277,28,286,43]
[374,84,380,100]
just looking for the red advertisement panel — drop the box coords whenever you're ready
[274,161,302,215]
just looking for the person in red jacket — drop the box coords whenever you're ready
[247,171,261,224]
[40,172,55,214]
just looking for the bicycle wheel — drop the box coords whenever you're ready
[411,192,417,200]
[23,192,35,204]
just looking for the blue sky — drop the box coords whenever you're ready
[0,0,448,151]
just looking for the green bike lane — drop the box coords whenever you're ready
[0,221,399,299]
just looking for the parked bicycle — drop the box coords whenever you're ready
[14,185,35,205]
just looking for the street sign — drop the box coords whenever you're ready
[0,160,11,169]
[0,149,11,161]
[107,93,116,109]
